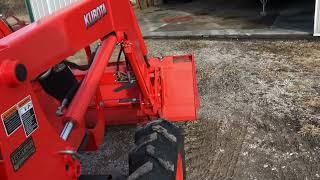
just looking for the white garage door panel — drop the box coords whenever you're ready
[315,0,320,35]
[28,0,80,21]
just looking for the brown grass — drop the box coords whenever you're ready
[299,124,320,144]
[0,0,26,14]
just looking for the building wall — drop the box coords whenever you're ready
[135,0,164,9]
[27,0,79,21]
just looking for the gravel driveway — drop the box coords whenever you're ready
[81,39,320,180]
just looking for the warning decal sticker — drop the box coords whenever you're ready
[17,96,38,137]
[1,96,38,137]
[1,105,22,136]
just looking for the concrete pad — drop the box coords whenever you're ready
[143,29,312,39]
[135,0,315,38]
[272,1,314,32]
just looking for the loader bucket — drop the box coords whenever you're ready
[150,54,200,121]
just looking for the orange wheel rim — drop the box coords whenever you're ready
[176,153,184,180]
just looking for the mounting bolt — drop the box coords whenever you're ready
[99,101,105,108]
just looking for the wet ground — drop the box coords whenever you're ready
[7,0,316,37]
[136,0,315,35]
[80,39,320,180]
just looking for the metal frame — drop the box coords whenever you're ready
[260,0,268,16]
[25,0,35,22]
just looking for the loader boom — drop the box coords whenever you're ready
[0,0,199,179]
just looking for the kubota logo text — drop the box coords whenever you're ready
[84,3,107,28]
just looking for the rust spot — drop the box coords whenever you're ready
[162,16,193,23]
[173,56,192,63]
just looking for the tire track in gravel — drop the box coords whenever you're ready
[184,119,248,180]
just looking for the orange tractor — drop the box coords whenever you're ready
[0,0,199,179]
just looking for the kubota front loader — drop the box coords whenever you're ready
[0,0,199,179]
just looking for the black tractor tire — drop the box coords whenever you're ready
[128,119,186,180]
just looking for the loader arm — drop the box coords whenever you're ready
[0,0,199,179]
[0,0,149,99]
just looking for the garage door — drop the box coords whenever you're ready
[25,0,80,22]
[315,0,320,36]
